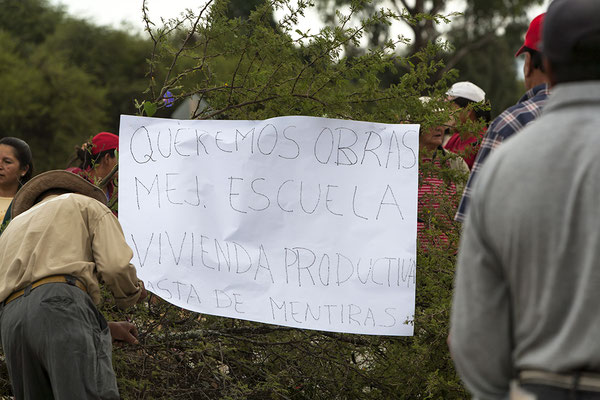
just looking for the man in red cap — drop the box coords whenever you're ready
[455,13,550,222]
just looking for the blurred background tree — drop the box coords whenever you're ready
[316,0,544,115]
[0,0,150,171]
[0,0,546,170]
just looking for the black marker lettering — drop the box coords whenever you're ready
[215,130,233,153]
[299,181,320,214]
[402,130,417,169]
[325,185,343,217]
[376,185,404,220]
[130,126,155,164]
[166,173,183,205]
[257,124,278,155]
[228,177,247,214]
[361,131,383,166]
[130,233,154,268]
[249,178,270,211]
[174,129,191,157]
[135,175,160,210]
[335,127,358,166]
[277,180,294,213]
[314,128,334,164]
[157,128,173,158]
[279,125,300,160]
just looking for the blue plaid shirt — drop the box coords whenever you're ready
[455,84,550,222]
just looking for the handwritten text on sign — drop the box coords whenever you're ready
[119,115,419,336]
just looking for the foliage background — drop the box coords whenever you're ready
[0,0,544,397]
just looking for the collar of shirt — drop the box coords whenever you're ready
[543,81,600,114]
[519,83,550,104]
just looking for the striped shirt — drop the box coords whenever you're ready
[455,84,550,222]
[418,148,461,250]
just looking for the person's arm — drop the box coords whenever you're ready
[91,211,146,308]
[450,179,514,400]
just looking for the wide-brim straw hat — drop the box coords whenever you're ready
[11,170,107,218]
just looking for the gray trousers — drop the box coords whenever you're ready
[0,283,120,400]
[520,384,600,400]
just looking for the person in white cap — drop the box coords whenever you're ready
[444,81,490,169]
[0,170,147,399]
[455,13,551,223]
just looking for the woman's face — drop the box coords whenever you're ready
[449,100,476,124]
[420,126,444,151]
[0,144,27,192]
[94,153,118,180]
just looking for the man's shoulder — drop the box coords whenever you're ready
[36,193,111,220]
[477,109,555,189]
[67,193,111,214]
[486,89,549,141]
[511,87,548,114]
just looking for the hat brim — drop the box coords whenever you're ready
[515,44,527,57]
[11,170,107,218]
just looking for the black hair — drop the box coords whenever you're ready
[452,98,492,124]
[76,146,116,170]
[550,32,600,84]
[522,46,545,73]
[452,97,472,109]
[475,100,492,124]
[0,137,34,184]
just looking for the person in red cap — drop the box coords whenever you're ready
[67,132,119,212]
[455,13,551,223]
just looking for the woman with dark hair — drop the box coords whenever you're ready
[67,132,119,213]
[0,137,34,226]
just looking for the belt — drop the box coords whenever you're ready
[520,370,600,392]
[3,275,87,306]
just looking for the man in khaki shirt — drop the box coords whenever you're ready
[0,170,146,399]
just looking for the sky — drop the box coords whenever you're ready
[49,0,550,38]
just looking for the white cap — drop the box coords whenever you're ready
[446,81,486,103]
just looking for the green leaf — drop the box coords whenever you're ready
[143,101,157,117]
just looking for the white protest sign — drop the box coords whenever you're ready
[119,115,418,336]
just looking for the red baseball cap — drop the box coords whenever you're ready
[515,13,545,57]
[91,132,119,155]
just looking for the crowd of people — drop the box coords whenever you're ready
[0,132,120,228]
[418,2,600,399]
[0,0,598,398]
[451,1,600,399]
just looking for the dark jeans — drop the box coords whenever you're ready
[0,283,119,400]
[521,384,600,400]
